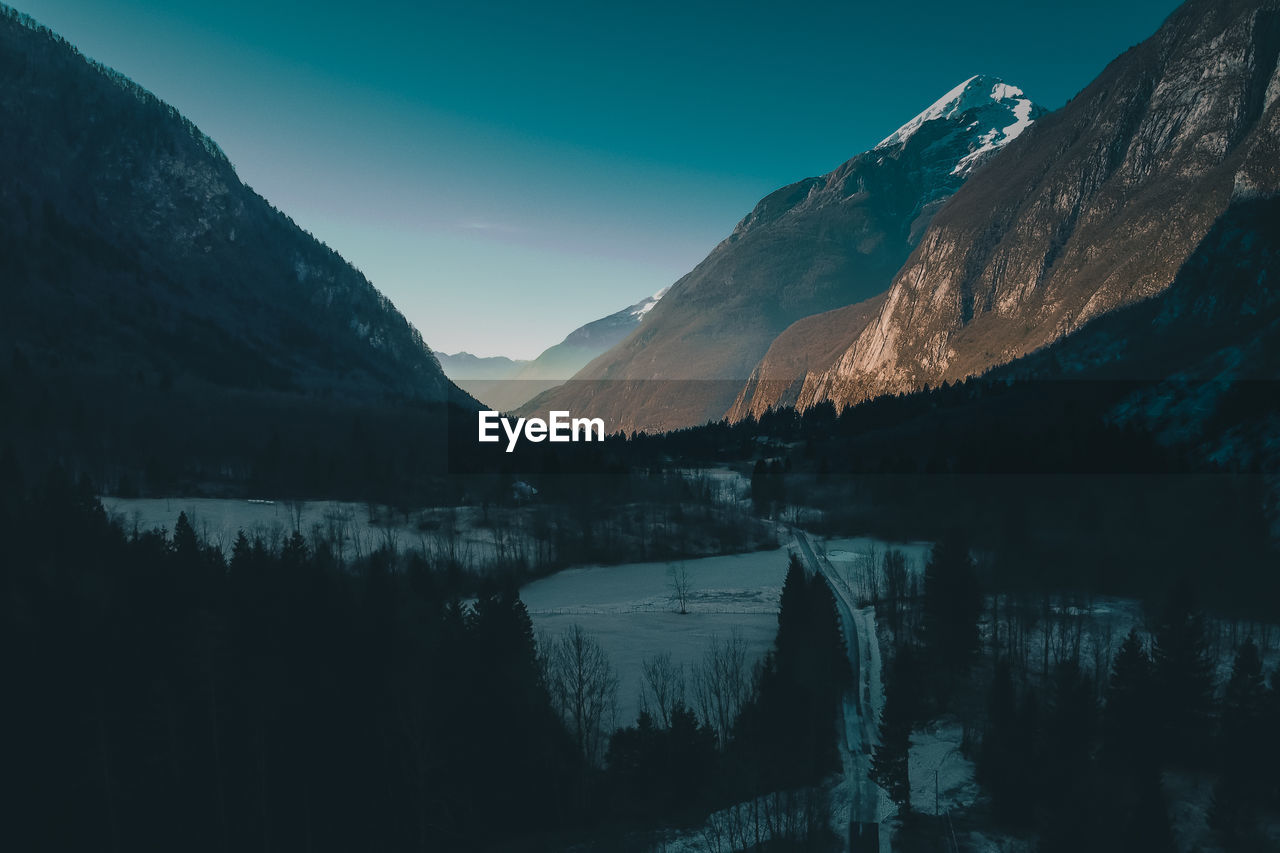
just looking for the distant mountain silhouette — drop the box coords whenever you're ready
[442,290,666,411]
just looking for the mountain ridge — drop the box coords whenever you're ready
[0,4,470,406]
[441,289,669,411]
[519,76,1045,432]
[0,4,478,496]
[789,0,1280,413]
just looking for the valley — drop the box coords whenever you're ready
[4,0,1280,850]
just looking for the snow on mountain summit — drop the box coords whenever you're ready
[630,286,670,319]
[876,75,1041,176]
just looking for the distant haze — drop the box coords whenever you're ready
[16,0,1180,358]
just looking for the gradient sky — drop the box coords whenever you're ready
[18,0,1181,359]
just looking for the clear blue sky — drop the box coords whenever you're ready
[18,0,1181,358]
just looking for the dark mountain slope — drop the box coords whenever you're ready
[1002,194,1280,475]
[0,6,467,406]
[0,7,474,496]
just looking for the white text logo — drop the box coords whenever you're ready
[478,411,606,452]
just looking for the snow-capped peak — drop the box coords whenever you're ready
[949,93,1035,176]
[630,286,669,319]
[874,75,1040,177]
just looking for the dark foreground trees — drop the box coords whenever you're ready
[1,474,587,851]
[732,555,851,794]
[870,532,1280,852]
[2,475,854,851]
[602,553,851,847]
[962,583,1280,851]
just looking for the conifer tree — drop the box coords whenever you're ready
[920,533,982,690]
[1269,668,1280,811]
[173,510,199,560]
[776,552,807,663]
[1151,580,1215,763]
[1102,628,1155,767]
[1038,661,1098,853]
[1117,765,1176,853]
[1209,639,1270,842]
[979,659,1035,823]
[870,655,912,811]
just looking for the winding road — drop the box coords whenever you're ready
[792,529,884,847]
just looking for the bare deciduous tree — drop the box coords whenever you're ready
[284,499,306,534]
[640,651,685,728]
[855,543,881,605]
[668,561,694,614]
[546,625,618,766]
[881,548,909,636]
[692,630,752,750]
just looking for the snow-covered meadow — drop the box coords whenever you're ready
[521,544,794,725]
[100,496,522,564]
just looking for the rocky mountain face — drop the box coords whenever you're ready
[726,294,886,421]
[1004,193,1280,473]
[520,76,1043,433]
[794,0,1280,413]
[0,6,469,407]
[441,290,667,411]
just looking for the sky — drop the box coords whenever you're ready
[18,0,1182,359]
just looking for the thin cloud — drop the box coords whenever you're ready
[457,220,524,234]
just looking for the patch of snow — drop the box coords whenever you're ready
[950,96,1036,175]
[909,719,980,815]
[630,286,670,319]
[989,82,1025,101]
[876,75,984,150]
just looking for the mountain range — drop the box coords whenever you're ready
[520,75,1045,433]
[790,0,1280,415]
[438,289,667,411]
[521,0,1280,443]
[3,0,1278,495]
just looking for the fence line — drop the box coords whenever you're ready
[528,605,777,617]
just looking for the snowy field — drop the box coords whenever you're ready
[100,496,509,562]
[821,536,933,579]
[909,718,980,816]
[521,544,794,725]
[103,497,362,546]
[678,466,751,502]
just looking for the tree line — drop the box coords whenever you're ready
[864,533,1280,851]
[1,470,850,851]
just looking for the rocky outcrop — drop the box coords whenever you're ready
[725,294,885,421]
